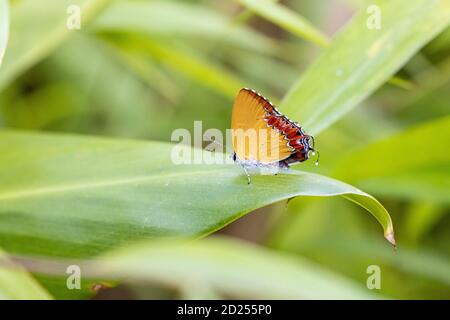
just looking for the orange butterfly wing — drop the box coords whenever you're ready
[231,88,294,164]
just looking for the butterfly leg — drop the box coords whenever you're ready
[279,160,289,169]
[240,164,251,184]
[233,153,251,184]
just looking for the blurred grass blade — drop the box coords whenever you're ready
[135,40,243,99]
[0,249,53,299]
[0,130,394,259]
[0,0,111,91]
[93,0,276,54]
[426,26,450,54]
[234,0,329,47]
[387,76,416,90]
[333,116,450,203]
[104,40,181,103]
[234,0,415,90]
[0,0,9,66]
[404,202,446,243]
[98,236,376,299]
[102,34,243,98]
[280,0,450,135]
[268,198,450,287]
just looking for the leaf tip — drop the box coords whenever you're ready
[384,230,396,248]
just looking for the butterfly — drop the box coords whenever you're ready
[231,88,318,183]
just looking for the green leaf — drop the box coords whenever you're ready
[0,0,9,66]
[97,236,376,299]
[333,116,450,203]
[234,0,329,47]
[280,0,450,135]
[0,249,53,299]
[0,130,395,259]
[0,0,111,91]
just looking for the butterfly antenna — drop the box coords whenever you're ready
[311,149,320,166]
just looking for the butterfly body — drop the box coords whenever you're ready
[231,88,316,176]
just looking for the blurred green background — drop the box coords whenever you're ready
[0,0,449,300]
